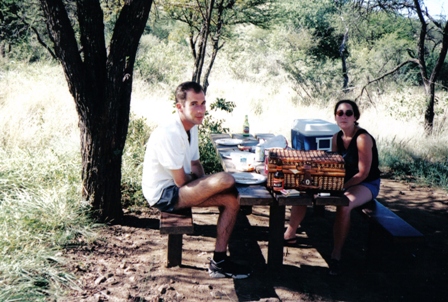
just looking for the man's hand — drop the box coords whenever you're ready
[191,159,205,178]
[171,168,200,187]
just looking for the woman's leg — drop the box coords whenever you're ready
[284,205,307,241]
[331,185,373,260]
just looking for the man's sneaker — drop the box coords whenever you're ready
[208,257,251,279]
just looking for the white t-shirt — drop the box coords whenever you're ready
[142,113,200,206]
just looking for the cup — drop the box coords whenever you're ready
[255,146,265,162]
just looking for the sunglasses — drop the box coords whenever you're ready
[336,109,354,117]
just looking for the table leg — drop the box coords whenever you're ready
[267,203,285,270]
[313,204,325,216]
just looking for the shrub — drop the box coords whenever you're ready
[121,114,153,210]
[199,98,236,174]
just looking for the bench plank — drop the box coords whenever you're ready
[356,199,424,261]
[160,208,194,235]
[359,199,424,241]
[357,198,424,260]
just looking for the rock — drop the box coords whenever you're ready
[94,275,107,285]
[158,284,168,294]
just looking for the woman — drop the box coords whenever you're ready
[329,99,381,275]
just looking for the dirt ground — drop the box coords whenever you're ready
[63,178,448,302]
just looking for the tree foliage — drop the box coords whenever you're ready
[282,0,344,60]
[158,0,275,92]
[0,0,55,59]
[275,0,349,100]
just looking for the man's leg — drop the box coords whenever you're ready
[176,172,240,252]
[177,172,251,278]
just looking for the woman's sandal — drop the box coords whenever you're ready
[283,237,298,247]
[328,259,341,276]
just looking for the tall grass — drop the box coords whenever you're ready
[0,31,447,299]
[0,63,98,300]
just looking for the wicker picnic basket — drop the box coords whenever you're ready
[266,148,345,191]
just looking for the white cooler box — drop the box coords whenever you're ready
[291,119,339,151]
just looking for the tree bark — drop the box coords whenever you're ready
[202,0,224,93]
[192,0,215,85]
[340,28,349,92]
[39,0,152,222]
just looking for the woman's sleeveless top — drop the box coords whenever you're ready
[336,129,381,183]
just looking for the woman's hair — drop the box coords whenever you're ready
[334,99,360,125]
[175,81,204,105]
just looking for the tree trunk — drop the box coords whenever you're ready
[423,81,435,134]
[0,41,5,58]
[340,28,349,92]
[413,0,447,135]
[202,0,224,93]
[39,0,152,222]
[192,0,215,84]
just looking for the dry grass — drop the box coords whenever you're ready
[131,64,448,148]
[2,60,448,167]
[0,62,79,150]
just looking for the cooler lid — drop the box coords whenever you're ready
[291,119,339,136]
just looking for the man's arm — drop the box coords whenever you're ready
[171,160,204,187]
[191,159,205,178]
[171,168,195,187]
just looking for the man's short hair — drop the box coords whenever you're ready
[175,81,204,105]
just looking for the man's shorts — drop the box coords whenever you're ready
[153,185,179,213]
[360,178,381,199]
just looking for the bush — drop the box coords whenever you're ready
[379,138,448,188]
[199,98,236,174]
[121,114,153,211]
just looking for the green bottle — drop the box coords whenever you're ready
[243,115,250,137]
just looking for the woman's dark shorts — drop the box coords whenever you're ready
[360,178,381,199]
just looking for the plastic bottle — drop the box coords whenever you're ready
[243,115,250,137]
[272,159,284,192]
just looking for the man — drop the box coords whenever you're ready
[142,81,251,279]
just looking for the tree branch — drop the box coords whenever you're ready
[39,0,84,103]
[76,0,107,89]
[429,21,448,84]
[14,11,57,59]
[357,59,418,100]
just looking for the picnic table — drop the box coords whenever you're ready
[210,133,349,270]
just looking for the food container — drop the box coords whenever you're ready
[232,152,256,172]
[266,148,345,192]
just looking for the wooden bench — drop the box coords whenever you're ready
[356,199,424,259]
[159,208,194,267]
